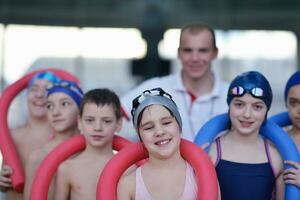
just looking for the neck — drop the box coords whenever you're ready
[84,143,114,157]
[54,127,78,143]
[27,116,51,130]
[148,149,185,169]
[181,70,214,97]
[289,126,300,136]
[226,129,261,144]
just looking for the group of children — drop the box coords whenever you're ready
[0,69,300,200]
[0,72,125,199]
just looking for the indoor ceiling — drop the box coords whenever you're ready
[1,0,300,32]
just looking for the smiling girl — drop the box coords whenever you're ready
[117,88,197,200]
[208,71,284,200]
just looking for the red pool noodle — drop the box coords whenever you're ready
[29,135,132,200]
[97,139,218,200]
[0,68,80,192]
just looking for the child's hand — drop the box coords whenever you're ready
[0,165,13,191]
[283,160,300,188]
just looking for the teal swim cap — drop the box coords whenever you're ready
[29,71,60,87]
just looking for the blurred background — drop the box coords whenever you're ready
[0,0,299,140]
[0,1,298,133]
[0,1,299,194]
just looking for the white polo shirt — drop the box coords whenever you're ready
[121,71,229,142]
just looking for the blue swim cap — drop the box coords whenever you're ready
[227,71,273,110]
[46,80,83,109]
[284,71,300,103]
[29,71,60,87]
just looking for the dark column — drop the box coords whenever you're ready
[131,2,170,81]
[295,30,300,70]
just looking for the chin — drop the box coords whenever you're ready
[292,122,300,130]
[31,111,47,118]
[159,147,178,158]
[238,127,258,136]
[53,126,69,133]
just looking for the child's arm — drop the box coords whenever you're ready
[275,171,285,200]
[23,150,42,200]
[269,144,285,200]
[54,162,71,200]
[283,160,300,187]
[117,173,135,200]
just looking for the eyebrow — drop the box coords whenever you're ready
[288,97,300,100]
[140,115,173,126]
[233,98,264,104]
[59,97,72,101]
[139,121,152,128]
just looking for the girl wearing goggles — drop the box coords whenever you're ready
[118,88,198,200]
[208,71,284,200]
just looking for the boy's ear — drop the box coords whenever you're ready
[116,118,123,133]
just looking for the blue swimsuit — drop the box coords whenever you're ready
[215,138,275,200]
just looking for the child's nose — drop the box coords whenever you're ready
[243,106,252,118]
[94,121,103,131]
[154,125,165,137]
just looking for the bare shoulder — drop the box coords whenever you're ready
[121,167,136,181]
[123,164,137,176]
[117,169,136,198]
[266,140,284,176]
[208,141,218,164]
[57,153,86,176]
[10,126,27,142]
[266,140,282,161]
[57,159,73,176]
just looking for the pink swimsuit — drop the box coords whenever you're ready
[135,162,197,200]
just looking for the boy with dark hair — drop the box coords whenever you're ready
[54,88,123,200]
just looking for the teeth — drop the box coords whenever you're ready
[156,139,170,145]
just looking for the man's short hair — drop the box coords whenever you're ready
[180,22,217,49]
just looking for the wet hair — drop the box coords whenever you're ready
[79,88,121,120]
[179,22,217,50]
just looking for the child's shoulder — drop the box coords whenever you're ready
[58,158,74,173]
[208,140,219,164]
[265,140,281,155]
[11,125,29,142]
[117,167,136,199]
[118,167,136,191]
[60,153,83,169]
[265,140,284,175]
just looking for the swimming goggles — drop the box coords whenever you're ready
[231,86,264,98]
[46,80,83,98]
[131,87,174,117]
